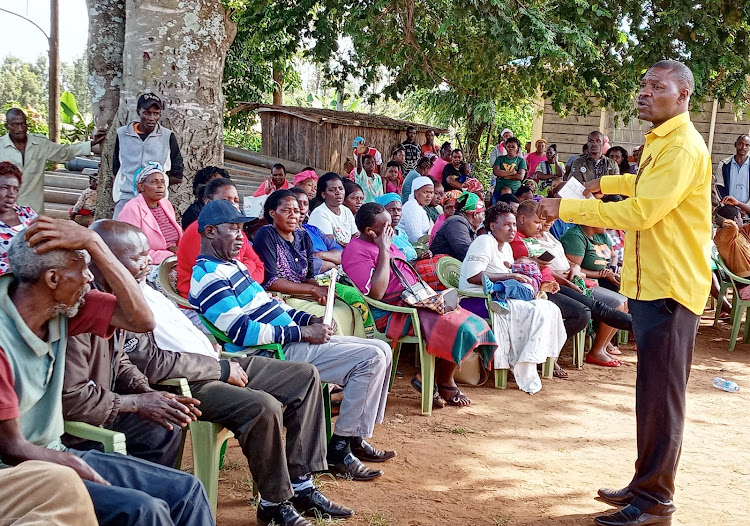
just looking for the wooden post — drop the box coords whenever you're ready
[530,87,545,143]
[272,66,283,106]
[707,99,718,155]
[49,0,60,143]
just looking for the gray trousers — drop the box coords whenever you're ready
[189,356,327,503]
[281,336,392,439]
[112,198,131,219]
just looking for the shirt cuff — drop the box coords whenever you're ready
[558,199,588,224]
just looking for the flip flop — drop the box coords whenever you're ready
[585,355,621,367]
[410,377,446,408]
[437,385,471,407]
[553,365,569,379]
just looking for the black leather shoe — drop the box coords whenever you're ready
[595,505,672,526]
[290,487,354,519]
[257,501,313,526]
[328,453,383,481]
[351,439,397,463]
[597,487,635,507]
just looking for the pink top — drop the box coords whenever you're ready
[253,179,291,197]
[428,158,448,180]
[118,193,183,264]
[430,213,446,244]
[525,152,546,177]
[342,237,417,298]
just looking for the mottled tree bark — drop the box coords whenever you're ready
[89,0,236,218]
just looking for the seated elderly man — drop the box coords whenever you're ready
[190,201,396,482]
[0,217,213,526]
[65,220,351,526]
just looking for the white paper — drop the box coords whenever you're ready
[323,268,337,326]
[243,195,268,218]
[556,177,594,200]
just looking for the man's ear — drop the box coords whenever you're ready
[365,227,376,239]
[43,268,60,290]
[203,225,217,239]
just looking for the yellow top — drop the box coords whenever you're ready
[558,112,712,315]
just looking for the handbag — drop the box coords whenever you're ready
[389,258,458,315]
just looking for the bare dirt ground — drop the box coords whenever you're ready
[187,312,750,526]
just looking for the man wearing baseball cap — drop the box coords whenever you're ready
[112,93,184,218]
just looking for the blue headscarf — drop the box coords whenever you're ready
[375,193,401,206]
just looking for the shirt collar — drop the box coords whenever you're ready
[731,156,750,168]
[646,112,690,138]
[0,275,62,356]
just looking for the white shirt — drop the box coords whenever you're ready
[728,156,750,203]
[401,199,432,242]
[536,231,570,273]
[308,203,357,245]
[141,282,217,359]
[459,234,513,293]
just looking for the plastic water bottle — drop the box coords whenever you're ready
[713,377,740,392]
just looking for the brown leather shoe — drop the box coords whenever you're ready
[351,439,397,463]
[328,454,383,481]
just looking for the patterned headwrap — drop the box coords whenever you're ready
[442,189,462,205]
[462,177,483,194]
[375,193,401,206]
[457,191,484,212]
[133,161,164,194]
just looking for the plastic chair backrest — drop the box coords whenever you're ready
[436,256,462,289]
[157,255,193,309]
[716,254,750,287]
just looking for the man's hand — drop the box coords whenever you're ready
[310,316,337,333]
[722,196,741,207]
[599,268,620,286]
[127,392,201,431]
[91,129,107,147]
[418,249,433,260]
[537,198,561,221]
[226,361,249,387]
[61,453,111,485]
[301,323,334,344]
[583,179,603,199]
[25,216,98,254]
[308,285,329,306]
[372,223,394,252]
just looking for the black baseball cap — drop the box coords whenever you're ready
[137,93,163,111]
[198,200,255,232]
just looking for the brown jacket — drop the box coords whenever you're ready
[63,330,227,426]
[714,220,750,278]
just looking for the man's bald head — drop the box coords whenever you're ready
[5,108,25,120]
[90,219,146,252]
[650,60,695,95]
[89,220,151,284]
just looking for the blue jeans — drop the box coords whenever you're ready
[73,449,213,526]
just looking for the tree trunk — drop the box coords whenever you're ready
[48,0,61,144]
[87,0,125,219]
[272,65,283,105]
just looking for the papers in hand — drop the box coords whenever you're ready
[322,268,337,326]
[557,177,594,200]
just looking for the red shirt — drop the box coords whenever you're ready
[176,221,265,299]
[0,290,117,421]
[510,232,554,282]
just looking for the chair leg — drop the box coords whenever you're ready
[190,422,234,516]
[728,296,743,352]
[494,369,508,389]
[573,329,585,369]
[743,306,750,344]
[322,383,332,441]
[541,357,554,379]
[617,329,629,345]
[714,284,730,328]
[388,342,402,392]
[419,345,435,416]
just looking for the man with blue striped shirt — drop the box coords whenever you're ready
[190,201,396,486]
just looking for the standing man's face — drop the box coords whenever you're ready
[406,128,416,142]
[5,112,28,142]
[735,136,750,158]
[637,67,688,127]
[587,133,604,158]
[425,130,434,143]
[138,105,161,133]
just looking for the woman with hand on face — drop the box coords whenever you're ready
[254,190,365,336]
[119,162,182,266]
[0,162,37,276]
[400,176,434,242]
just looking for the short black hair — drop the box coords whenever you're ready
[315,172,343,202]
[385,160,400,169]
[361,153,374,163]
[515,186,533,197]
[440,141,452,153]
[716,204,742,225]
[263,189,297,223]
[406,125,416,132]
[451,148,463,155]
[193,166,229,197]
[343,179,363,198]
[355,202,385,232]
[484,202,515,230]
[204,177,235,201]
[289,187,307,198]
[516,199,539,217]
[651,60,695,94]
[271,163,286,174]
[416,157,432,169]
[497,193,520,204]
[504,137,521,148]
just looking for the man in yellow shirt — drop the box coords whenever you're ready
[540,60,712,526]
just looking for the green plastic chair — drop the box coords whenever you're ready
[63,421,127,455]
[713,254,732,328]
[434,256,557,388]
[715,255,750,352]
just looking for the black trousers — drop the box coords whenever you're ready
[547,289,591,336]
[627,298,699,515]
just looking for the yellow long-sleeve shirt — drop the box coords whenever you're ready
[558,112,712,315]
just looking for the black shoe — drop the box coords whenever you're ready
[597,487,635,507]
[290,487,354,519]
[351,439,397,463]
[595,505,672,526]
[256,501,313,526]
[328,453,383,481]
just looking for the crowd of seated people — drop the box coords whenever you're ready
[0,114,663,524]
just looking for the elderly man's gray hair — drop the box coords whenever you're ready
[7,234,77,284]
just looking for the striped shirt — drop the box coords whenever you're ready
[189,255,313,352]
[150,205,179,246]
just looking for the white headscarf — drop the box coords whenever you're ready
[409,176,434,202]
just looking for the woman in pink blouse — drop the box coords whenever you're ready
[0,162,37,275]
[118,162,183,266]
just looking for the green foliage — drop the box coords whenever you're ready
[0,101,49,137]
[59,91,95,143]
[223,126,262,152]
[0,56,47,114]
[60,55,92,118]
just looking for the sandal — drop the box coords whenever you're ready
[553,364,569,379]
[437,385,471,407]
[585,355,621,367]
[411,377,446,409]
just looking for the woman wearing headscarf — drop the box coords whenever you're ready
[400,176,434,242]
[118,161,183,265]
[293,169,319,201]
[0,161,37,276]
[430,191,485,260]
[430,189,461,244]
